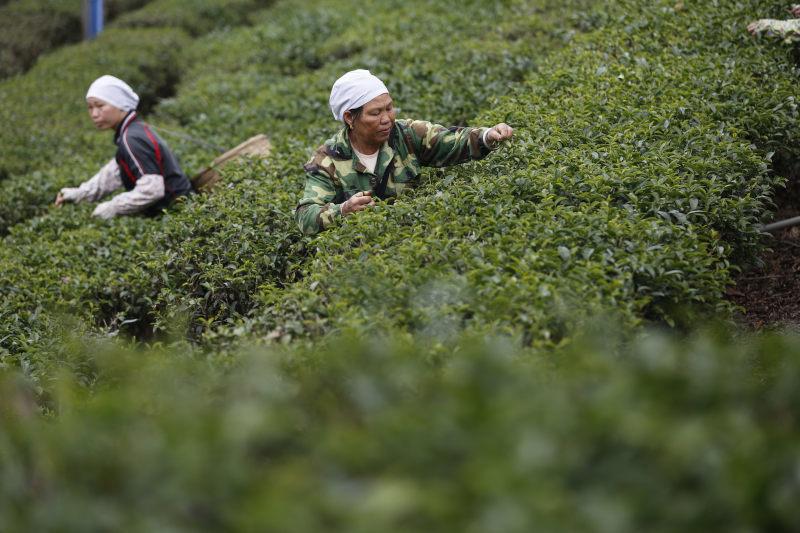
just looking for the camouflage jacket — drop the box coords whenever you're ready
[295,119,496,235]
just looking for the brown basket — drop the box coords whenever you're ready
[191,134,272,191]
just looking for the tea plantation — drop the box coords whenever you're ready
[0,0,150,79]
[2,0,800,529]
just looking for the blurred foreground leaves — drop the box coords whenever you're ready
[1,327,800,532]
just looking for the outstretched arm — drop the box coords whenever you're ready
[55,159,122,206]
[747,16,800,42]
[401,119,513,168]
[91,174,165,219]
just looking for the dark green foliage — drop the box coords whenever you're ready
[0,0,82,80]
[105,0,154,18]
[207,0,799,347]
[0,0,152,80]
[126,157,309,341]
[1,0,589,378]
[2,0,800,527]
[2,329,800,531]
[0,0,798,388]
[0,156,305,379]
[111,0,275,36]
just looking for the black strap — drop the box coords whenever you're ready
[373,134,398,200]
[374,158,395,200]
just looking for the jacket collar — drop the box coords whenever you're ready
[328,124,398,176]
[114,110,137,144]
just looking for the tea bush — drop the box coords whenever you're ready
[2,0,800,528]
[158,0,577,146]
[210,0,799,348]
[1,0,590,380]
[111,0,275,36]
[0,0,152,80]
[0,0,83,80]
[2,328,800,531]
[0,27,190,222]
[0,0,264,80]
[1,0,799,384]
[0,0,281,232]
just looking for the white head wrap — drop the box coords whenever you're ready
[86,75,140,112]
[329,69,389,122]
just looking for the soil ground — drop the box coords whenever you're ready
[728,170,800,331]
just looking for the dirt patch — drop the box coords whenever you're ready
[728,227,800,331]
[728,171,800,331]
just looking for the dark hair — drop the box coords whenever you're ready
[346,105,363,129]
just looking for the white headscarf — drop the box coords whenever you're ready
[86,75,140,112]
[329,69,389,122]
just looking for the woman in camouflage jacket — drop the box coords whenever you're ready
[295,69,513,235]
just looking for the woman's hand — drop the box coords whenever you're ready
[341,191,375,216]
[54,192,66,207]
[487,123,514,146]
[747,19,769,35]
[791,5,800,17]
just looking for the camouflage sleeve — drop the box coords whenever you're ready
[401,119,494,168]
[749,18,800,42]
[295,166,343,235]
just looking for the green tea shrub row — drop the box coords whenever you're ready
[0,0,151,80]
[2,328,800,531]
[0,0,82,80]
[0,0,266,80]
[158,0,576,144]
[1,0,797,382]
[0,211,158,380]
[111,0,595,346]
[0,0,282,232]
[0,27,189,180]
[109,156,309,342]
[0,0,584,381]
[199,0,797,350]
[1,1,799,526]
[0,156,304,378]
[0,28,190,234]
[111,0,275,36]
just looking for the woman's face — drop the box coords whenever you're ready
[87,97,126,130]
[349,93,396,147]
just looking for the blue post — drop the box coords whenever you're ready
[84,0,104,39]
